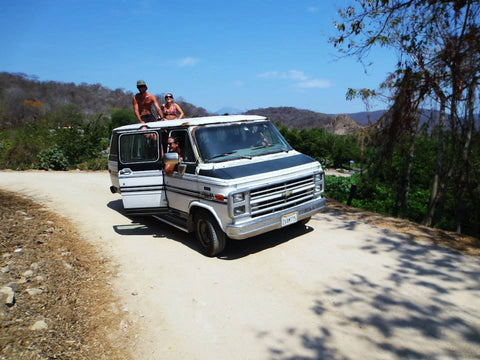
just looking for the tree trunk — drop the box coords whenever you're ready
[400,130,417,218]
[422,98,446,226]
[454,80,476,233]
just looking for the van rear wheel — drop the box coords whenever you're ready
[194,211,226,257]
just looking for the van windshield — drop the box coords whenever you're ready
[194,121,291,163]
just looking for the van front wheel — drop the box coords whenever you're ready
[194,211,226,257]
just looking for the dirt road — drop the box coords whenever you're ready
[1,171,479,359]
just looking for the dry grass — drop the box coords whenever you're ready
[327,199,480,257]
[0,190,132,359]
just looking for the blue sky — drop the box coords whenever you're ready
[0,0,396,114]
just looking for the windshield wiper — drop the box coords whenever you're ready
[209,151,236,160]
[209,151,252,161]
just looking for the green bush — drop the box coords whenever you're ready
[351,184,395,215]
[76,155,108,170]
[36,145,69,170]
[324,175,357,203]
[108,108,136,132]
[1,123,54,169]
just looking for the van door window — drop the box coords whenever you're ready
[119,132,159,164]
[169,130,195,163]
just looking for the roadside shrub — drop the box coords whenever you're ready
[108,108,136,132]
[324,175,357,203]
[36,145,68,170]
[406,187,430,223]
[76,155,108,170]
[352,183,395,215]
[1,123,53,169]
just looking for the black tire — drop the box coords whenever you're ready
[194,211,226,257]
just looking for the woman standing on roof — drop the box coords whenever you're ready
[161,93,185,120]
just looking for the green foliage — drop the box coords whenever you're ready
[44,104,84,127]
[36,145,68,170]
[279,126,362,168]
[0,123,54,169]
[108,108,136,132]
[0,110,110,170]
[76,154,108,170]
[325,175,357,203]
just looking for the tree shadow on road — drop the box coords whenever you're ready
[107,199,314,259]
[265,217,480,360]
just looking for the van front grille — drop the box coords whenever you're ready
[250,175,315,218]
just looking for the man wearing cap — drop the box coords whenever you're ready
[132,80,164,123]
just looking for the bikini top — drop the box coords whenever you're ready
[163,104,177,116]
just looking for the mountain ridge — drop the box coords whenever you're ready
[1,72,378,134]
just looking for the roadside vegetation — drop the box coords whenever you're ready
[324,0,480,238]
[0,107,131,171]
[280,125,480,239]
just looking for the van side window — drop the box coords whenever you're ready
[109,133,118,159]
[170,130,195,163]
[119,132,159,163]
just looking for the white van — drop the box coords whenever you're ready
[108,115,326,256]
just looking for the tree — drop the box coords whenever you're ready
[332,0,480,230]
[109,108,136,131]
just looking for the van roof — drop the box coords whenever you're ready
[114,114,268,131]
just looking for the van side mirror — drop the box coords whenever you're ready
[164,152,179,164]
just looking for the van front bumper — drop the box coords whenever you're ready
[226,197,326,240]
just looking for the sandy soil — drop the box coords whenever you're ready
[0,170,479,360]
[0,190,130,359]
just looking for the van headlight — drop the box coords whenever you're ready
[314,173,323,194]
[233,205,246,216]
[233,192,245,203]
[229,191,249,218]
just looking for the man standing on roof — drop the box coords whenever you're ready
[132,80,164,123]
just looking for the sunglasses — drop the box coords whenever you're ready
[165,95,173,99]
[168,141,176,145]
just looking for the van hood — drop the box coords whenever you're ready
[198,153,317,179]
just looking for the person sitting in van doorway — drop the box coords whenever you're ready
[133,80,164,123]
[165,136,183,175]
[161,93,184,120]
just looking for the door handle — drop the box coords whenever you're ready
[119,168,132,175]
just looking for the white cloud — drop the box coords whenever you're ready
[296,79,331,88]
[177,57,199,67]
[288,70,307,81]
[257,70,307,81]
[258,69,331,89]
[258,71,282,79]
[307,7,319,13]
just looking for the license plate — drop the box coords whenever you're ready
[281,212,298,227]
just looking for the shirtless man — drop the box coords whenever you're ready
[132,80,164,123]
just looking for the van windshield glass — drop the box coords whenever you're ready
[194,121,291,163]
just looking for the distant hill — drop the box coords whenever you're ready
[245,106,331,128]
[244,106,363,134]
[0,72,209,128]
[337,110,386,126]
[214,107,245,115]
